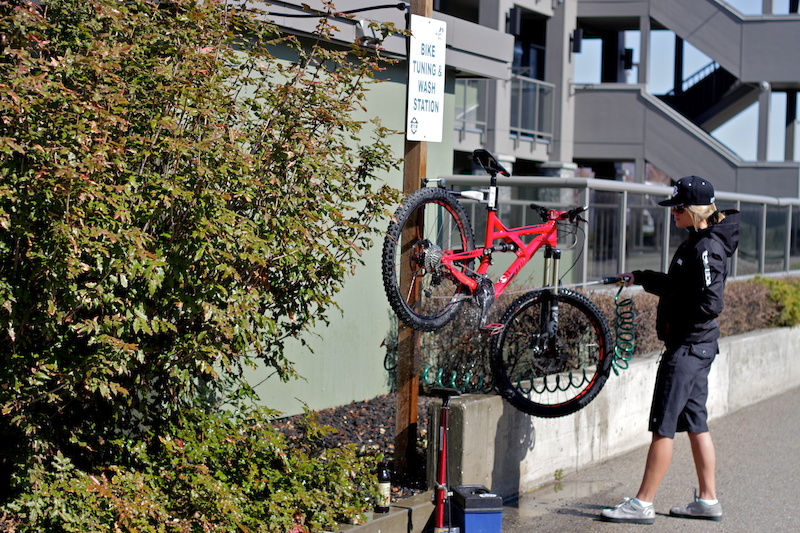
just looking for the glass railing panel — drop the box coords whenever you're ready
[454,78,488,135]
[765,205,788,273]
[509,73,555,142]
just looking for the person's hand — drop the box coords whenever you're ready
[619,272,634,287]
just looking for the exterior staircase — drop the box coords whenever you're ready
[658,61,758,131]
[574,0,800,195]
[650,0,800,83]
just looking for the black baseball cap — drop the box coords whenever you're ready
[658,175,715,207]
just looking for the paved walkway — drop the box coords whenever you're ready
[501,385,800,532]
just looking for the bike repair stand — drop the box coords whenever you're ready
[429,386,462,533]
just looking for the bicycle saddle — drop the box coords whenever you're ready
[473,149,510,177]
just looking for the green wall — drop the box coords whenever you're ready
[249,65,458,416]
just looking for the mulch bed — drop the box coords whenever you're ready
[271,392,434,500]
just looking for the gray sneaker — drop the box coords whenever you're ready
[600,498,655,524]
[670,496,723,521]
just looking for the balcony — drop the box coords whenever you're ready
[454,71,555,157]
[454,78,488,142]
[510,68,555,148]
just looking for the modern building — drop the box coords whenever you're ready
[258,0,800,414]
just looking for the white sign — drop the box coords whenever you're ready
[406,15,447,142]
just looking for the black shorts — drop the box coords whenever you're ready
[649,341,718,438]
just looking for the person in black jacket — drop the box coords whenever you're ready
[600,176,740,525]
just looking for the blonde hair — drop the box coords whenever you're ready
[686,203,726,229]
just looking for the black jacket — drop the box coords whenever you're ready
[632,211,740,347]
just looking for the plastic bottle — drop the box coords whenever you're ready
[375,461,391,513]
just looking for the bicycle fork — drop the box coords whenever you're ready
[542,246,561,352]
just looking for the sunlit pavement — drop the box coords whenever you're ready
[500,385,800,533]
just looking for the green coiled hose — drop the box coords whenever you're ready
[612,285,636,374]
[421,364,493,394]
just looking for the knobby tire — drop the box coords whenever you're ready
[381,188,475,332]
[490,288,613,417]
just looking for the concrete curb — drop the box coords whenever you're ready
[338,491,434,533]
[340,325,800,532]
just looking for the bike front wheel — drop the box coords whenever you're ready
[490,288,613,417]
[381,187,476,332]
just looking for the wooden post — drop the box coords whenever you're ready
[394,0,432,480]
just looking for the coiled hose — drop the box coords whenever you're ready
[612,285,636,375]
[421,364,493,394]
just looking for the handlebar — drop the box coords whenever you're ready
[530,203,588,224]
[601,275,631,285]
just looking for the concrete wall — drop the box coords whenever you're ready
[434,325,800,499]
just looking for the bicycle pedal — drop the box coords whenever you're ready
[479,323,504,335]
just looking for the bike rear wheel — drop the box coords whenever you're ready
[381,187,475,332]
[490,288,613,417]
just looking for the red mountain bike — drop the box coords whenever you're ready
[381,149,613,417]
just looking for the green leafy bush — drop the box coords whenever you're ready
[4,407,377,532]
[0,0,400,527]
[751,276,800,327]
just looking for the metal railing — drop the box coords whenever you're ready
[667,60,720,95]
[439,174,800,285]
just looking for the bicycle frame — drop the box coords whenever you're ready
[438,190,564,299]
[383,149,586,335]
